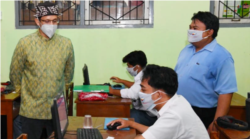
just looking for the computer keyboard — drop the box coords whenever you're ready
[77,128,103,139]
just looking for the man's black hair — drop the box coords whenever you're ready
[191,11,219,39]
[122,51,147,68]
[142,64,178,96]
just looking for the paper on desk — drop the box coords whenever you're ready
[104,118,130,130]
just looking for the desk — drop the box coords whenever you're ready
[1,92,20,139]
[75,97,132,117]
[215,122,250,139]
[229,93,246,121]
[64,116,136,139]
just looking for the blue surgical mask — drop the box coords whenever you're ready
[126,65,138,76]
[187,29,210,43]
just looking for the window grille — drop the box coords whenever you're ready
[15,0,154,28]
[211,0,250,27]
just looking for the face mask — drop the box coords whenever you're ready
[40,24,57,38]
[126,65,138,76]
[139,90,162,111]
[187,29,210,43]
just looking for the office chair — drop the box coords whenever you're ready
[210,130,219,139]
[17,134,27,139]
[65,82,74,116]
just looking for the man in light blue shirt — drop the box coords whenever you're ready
[175,11,237,134]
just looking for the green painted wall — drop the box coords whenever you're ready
[1,1,250,115]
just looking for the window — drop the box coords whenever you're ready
[210,0,250,27]
[15,0,154,29]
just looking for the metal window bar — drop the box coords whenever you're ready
[218,0,250,19]
[234,0,236,18]
[143,1,145,24]
[109,1,111,20]
[88,1,145,23]
[129,1,131,19]
[226,1,228,18]
[102,1,104,20]
[136,1,138,19]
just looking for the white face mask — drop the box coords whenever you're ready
[139,90,163,111]
[40,24,57,38]
[187,29,210,43]
[126,65,138,77]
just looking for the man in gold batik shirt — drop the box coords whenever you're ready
[10,2,74,139]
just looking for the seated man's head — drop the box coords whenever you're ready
[122,50,147,76]
[34,2,60,38]
[139,64,178,110]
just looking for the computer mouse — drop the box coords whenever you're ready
[107,122,121,130]
[113,84,122,88]
[103,83,111,86]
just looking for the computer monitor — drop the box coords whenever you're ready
[83,64,90,85]
[51,93,68,139]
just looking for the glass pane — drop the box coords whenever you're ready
[218,0,250,19]
[88,1,146,25]
[19,0,80,26]
[19,1,36,25]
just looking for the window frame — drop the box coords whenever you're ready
[210,1,250,27]
[15,1,154,29]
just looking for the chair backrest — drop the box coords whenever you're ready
[65,82,74,116]
[210,131,219,139]
[17,134,27,139]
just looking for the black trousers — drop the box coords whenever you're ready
[192,106,217,129]
[20,115,53,139]
[0,115,7,139]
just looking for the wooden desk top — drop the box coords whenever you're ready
[1,92,20,102]
[75,96,132,104]
[215,122,250,139]
[231,93,246,107]
[66,116,136,139]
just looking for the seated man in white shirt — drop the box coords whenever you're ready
[109,51,157,126]
[108,64,209,139]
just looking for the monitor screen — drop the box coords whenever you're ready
[57,96,67,132]
[51,93,68,139]
[83,64,90,85]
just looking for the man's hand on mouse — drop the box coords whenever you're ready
[110,76,123,83]
[107,118,130,130]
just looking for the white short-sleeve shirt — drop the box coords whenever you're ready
[142,94,209,139]
[120,71,143,100]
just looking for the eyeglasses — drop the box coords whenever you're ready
[40,19,60,24]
